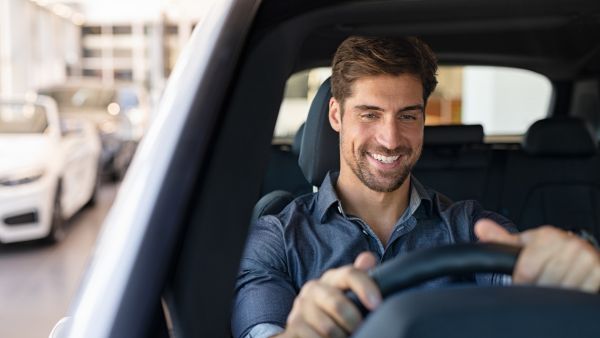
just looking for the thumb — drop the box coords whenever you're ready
[475,218,521,246]
[353,251,377,271]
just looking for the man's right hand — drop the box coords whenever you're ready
[274,252,381,338]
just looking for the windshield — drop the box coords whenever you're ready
[40,87,117,112]
[0,102,49,134]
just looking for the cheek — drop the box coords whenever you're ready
[404,126,423,148]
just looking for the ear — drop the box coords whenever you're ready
[329,97,342,132]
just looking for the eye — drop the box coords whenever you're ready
[360,112,378,120]
[400,113,418,120]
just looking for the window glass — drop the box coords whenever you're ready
[0,103,48,134]
[460,66,552,135]
[275,66,553,141]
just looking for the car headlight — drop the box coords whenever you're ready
[0,169,45,186]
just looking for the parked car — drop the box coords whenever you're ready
[0,95,101,243]
[51,0,600,337]
[38,82,150,181]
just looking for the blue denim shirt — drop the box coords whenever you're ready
[232,172,515,338]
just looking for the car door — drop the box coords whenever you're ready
[64,1,262,337]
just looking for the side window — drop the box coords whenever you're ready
[276,66,552,141]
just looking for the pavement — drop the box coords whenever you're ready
[0,182,119,338]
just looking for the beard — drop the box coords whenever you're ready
[343,140,421,193]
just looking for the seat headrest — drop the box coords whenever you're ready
[298,78,339,186]
[424,124,484,146]
[523,117,597,156]
[291,122,305,156]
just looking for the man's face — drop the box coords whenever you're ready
[329,74,425,192]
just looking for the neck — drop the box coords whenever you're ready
[335,168,411,246]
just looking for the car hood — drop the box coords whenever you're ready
[0,134,53,174]
[61,110,124,125]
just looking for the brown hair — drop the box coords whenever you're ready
[331,36,438,106]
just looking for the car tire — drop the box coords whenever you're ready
[45,184,66,244]
[86,165,102,208]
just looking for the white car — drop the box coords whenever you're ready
[38,82,151,181]
[0,95,101,243]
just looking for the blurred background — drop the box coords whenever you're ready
[0,1,211,337]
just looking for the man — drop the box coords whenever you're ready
[232,36,600,338]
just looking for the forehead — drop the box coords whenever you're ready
[347,74,424,104]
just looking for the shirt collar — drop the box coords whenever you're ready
[315,171,433,223]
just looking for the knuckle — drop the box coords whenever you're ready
[318,319,338,337]
[338,265,354,276]
[578,249,598,267]
[302,280,318,295]
[537,226,560,240]
[515,261,537,283]
[330,296,347,316]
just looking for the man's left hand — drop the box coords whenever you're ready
[475,219,600,293]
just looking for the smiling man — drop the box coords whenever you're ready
[232,36,600,338]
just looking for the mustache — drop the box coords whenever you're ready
[360,144,413,157]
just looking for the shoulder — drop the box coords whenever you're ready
[253,192,317,232]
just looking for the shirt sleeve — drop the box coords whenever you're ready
[469,201,518,286]
[231,215,297,338]
[244,323,285,338]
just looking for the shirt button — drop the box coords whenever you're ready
[362,230,368,236]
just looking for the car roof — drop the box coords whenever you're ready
[253,0,600,80]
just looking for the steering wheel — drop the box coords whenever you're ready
[346,243,600,338]
[346,243,520,314]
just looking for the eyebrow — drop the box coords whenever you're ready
[354,104,425,113]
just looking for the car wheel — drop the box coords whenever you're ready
[86,165,102,208]
[45,185,66,244]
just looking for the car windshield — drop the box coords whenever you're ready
[40,87,117,112]
[0,102,48,134]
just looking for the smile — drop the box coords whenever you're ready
[369,153,400,164]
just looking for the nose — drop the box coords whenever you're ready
[375,117,402,150]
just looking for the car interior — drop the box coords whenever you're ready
[91,0,600,337]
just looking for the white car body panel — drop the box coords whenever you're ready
[0,96,101,243]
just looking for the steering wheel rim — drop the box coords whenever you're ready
[346,243,521,315]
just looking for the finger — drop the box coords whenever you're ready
[581,266,600,293]
[310,283,362,333]
[321,266,381,310]
[286,296,325,338]
[474,219,521,245]
[353,252,377,271]
[537,237,580,286]
[512,227,566,284]
[561,248,598,289]
[285,319,324,338]
[302,297,349,338]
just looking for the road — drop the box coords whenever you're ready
[0,182,119,338]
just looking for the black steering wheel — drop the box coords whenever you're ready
[346,243,600,338]
[347,243,520,314]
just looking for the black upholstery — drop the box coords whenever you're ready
[414,124,493,204]
[291,123,305,155]
[423,124,484,146]
[523,117,597,156]
[261,123,312,197]
[500,117,600,238]
[251,190,295,224]
[298,78,339,187]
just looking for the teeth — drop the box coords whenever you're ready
[372,153,399,164]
